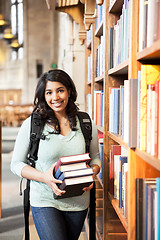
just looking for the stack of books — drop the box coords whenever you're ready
[53,153,94,199]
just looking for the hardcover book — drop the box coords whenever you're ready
[54,153,91,173]
[54,162,88,179]
[54,175,93,199]
[58,167,93,181]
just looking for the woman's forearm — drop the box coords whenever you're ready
[21,164,66,196]
[21,165,45,182]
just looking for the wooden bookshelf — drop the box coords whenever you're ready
[83,0,160,239]
[0,121,1,218]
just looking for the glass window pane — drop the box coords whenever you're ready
[18,0,23,3]
[18,47,23,59]
[11,50,17,60]
[18,3,23,44]
[11,0,16,4]
[11,5,16,35]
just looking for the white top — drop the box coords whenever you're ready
[11,116,101,211]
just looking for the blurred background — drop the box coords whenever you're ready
[0,0,87,239]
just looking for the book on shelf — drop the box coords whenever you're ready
[109,145,121,195]
[143,178,157,240]
[135,178,144,240]
[109,87,120,134]
[54,175,93,199]
[139,64,160,152]
[111,0,130,67]
[135,178,160,240]
[122,162,128,218]
[54,153,91,173]
[119,85,124,136]
[155,80,159,158]
[156,178,160,240]
[139,0,148,50]
[99,141,103,181]
[123,80,129,143]
[114,154,121,199]
[158,80,160,159]
[93,90,104,127]
[137,71,141,149]
[119,156,128,208]
[108,27,114,69]
[128,78,138,148]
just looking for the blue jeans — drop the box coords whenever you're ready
[31,206,88,240]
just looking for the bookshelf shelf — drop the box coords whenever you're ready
[108,60,129,75]
[108,192,128,232]
[87,80,92,85]
[135,148,160,172]
[97,125,104,133]
[95,74,104,83]
[107,132,129,149]
[137,39,160,61]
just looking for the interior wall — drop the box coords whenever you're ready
[0,0,85,110]
[57,12,85,111]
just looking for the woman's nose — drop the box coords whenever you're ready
[52,92,59,100]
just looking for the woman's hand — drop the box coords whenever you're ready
[43,163,66,196]
[83,164,100,192]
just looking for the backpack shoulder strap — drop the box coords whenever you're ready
[24,112,45,240]
[76,111,92,153]
[27,112,45,167]
[77,111,96,240]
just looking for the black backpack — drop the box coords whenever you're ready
[23,111,96,240]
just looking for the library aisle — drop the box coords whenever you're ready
[0,127,24,240]
[0,127,87,240]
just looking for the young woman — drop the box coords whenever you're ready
[11,69,101,240]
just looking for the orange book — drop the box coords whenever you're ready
[140,65,160,151]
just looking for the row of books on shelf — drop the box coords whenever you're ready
[87,90,104,127]
[108,0,130,69]
[96,35,104,77]
[139,0,160,51]
[109,64,160,159]
[109,144,128,218]
[139,65,160,159]
[86,24,92,47]
[94,90,104,127]
[136,177,160,240]
[95,2,104,30]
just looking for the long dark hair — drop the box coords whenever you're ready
[33,69,79,132]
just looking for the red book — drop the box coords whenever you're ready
[54,153,91,173]
[109,145,121,195]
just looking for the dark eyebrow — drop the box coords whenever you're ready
[45,87,65,92]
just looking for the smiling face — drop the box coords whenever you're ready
[45,81,70,116]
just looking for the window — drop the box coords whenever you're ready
[10,0,23,60]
